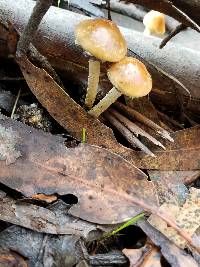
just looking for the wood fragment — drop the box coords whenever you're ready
[114,102,174,142]
[104,111,155,157]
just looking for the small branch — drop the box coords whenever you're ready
[109,108,166,149]
[157,110,184,129]
[113,102,174,142]
[16,0,53,59]
[104,111,155,157]
[160,24,187,49]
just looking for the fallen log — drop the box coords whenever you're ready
[0,0,200,101]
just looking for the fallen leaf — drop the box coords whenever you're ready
[138,221,199,267]
[0,124,21,164]
[0,226,80,267]
[0,193,101,237]
[0,249,28,267]
[0,115,158,224]
[132,126,200,170]
[148,170,200,205]
[18,56,126,154]
[148,188,200,249]
[140,247,161,267]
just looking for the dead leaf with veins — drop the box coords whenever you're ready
[148,188,200,249]
[0,124,21,164]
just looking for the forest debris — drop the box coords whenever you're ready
[0,226,81,267]
[132,126,200,170]
[0,193,103,237]
[138,247,162,267]
[138,221,199,267]
[0,249,28,267]
[148,170,200,205]
[14,103,52,132]
[18,55,126,152]
[0,87,26,112]
[148,188,200,249]
[0,116,199,251]
[0,124,21,164]
[122,244,153,267]
[0,115,158,224]
[114,101,173,142]
[104,110,156,157]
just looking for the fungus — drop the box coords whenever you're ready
[143,10,165,36]
[88,57,152,117]
[75,19,127,109]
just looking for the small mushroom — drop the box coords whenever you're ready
[88,57,152,117]
[75,18,127,109]
[143,10,165,36]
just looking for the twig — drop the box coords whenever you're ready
[14,0,64,87]
[109,108,166,149]
[10,88,21,119]
[160,24,187,49]
[104,111,155,157]
[106,0,112,20]
[157,110,184,129]
[114,102,174,142]
[16,0,53,59]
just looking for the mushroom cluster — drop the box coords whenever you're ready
[75,18,153,117]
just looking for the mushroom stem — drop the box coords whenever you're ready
[85,59,100,109]
[143,27,151,36]
[88,87,121,117]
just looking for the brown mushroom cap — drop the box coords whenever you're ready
[75,19,127,62]
[143,10,165,35]
[107,57,152,98]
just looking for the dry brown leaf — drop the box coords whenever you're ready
[123,244,161,267]
[148,188,200,249]
[138,221,199,267]
[0,115,158,224]
[0,249,28,267]
[0,124,21,164]
[140,247,162,267]
[132,126,200,170]
[0,192,104,237]
[18,56,126,153]
[148,170,200,205]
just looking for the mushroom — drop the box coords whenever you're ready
[75,18,127,109]
[88,57,152,117]
[143,10,165,36]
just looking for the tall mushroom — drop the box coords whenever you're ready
[88,57,152,117]
[143,10,165,36]
[75,19,127,109]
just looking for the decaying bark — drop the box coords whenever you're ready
[0,0,200,101]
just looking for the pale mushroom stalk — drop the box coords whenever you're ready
[89,86,121,117]
[85,59,100,109]
[89,57,152,118]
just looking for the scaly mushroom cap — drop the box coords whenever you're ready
[75,19,127,62]
[143,10,165,35]
[107,57,152,98]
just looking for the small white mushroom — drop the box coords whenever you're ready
[143,10,166,36]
